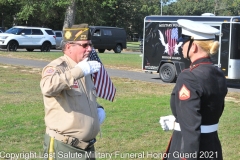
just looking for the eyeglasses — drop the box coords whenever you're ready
[69,42,93,48]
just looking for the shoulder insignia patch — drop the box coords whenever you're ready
[43,67,56,76]
[179,84,190,100]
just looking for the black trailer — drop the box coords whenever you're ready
[142,15,240,83]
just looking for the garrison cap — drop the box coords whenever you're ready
[63,23,91,41]
[177,19,220,43]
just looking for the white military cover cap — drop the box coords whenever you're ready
[177,19,220,40]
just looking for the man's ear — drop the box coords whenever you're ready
[65,43,71,49]
[64,43,73,55]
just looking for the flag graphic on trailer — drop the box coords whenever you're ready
[89,48,116,102]
[165,28,178,56]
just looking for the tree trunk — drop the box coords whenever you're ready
[62,0,76,29]
[214,0,219,15]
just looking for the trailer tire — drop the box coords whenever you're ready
[159,63,176,83]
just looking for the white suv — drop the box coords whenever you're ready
[0,26,56,52]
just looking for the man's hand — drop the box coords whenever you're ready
[76,58,101,76]
[97,107,106,125]
[159,115,175,131]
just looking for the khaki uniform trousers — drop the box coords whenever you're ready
[43,134,96,160]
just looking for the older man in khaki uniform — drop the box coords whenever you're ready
[40,24,106,160]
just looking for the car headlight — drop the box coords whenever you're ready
[0,36,8,39]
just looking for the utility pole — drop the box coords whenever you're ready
[160,0,162,16]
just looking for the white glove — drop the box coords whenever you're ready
[97,107,106,125]
[159,115,176,131]
[76,58,101,76]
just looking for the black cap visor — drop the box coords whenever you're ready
[177,34,191,43]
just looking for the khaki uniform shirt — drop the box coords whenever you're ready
[40,54,100,141]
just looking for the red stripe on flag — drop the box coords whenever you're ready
[103,71,109,99]
[90,48,116,102]
[98,66,105,98]
[93,65,116,102]
[165,29,177,56]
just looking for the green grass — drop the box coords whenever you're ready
[126,41,140,50]
[0,64,240,160]
[0,41,141,61]
[97,53,142,71]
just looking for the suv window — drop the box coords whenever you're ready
[45,29,55,35]
[103,29,112,36]
[20,29,32,35]
[55,32,62,37]
[32,29,43,35]
[93,29,101,36]
[5,28,23,34]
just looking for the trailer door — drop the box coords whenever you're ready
[228,23,240,79]
[218,23,230,77]
[207,25,221,67]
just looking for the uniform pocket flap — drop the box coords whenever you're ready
[66,89,82,96]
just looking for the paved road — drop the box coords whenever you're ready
[0,56,240,92]
[0,55,162,83]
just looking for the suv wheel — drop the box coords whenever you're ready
[98,49,105,53]
[41,42,51,52]
[26,48,34,52]
[114,44,122,53]
[7,41,18,52]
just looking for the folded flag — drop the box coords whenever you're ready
[89,48,116,102]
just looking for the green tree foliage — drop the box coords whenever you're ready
[214,0,240,15]
[0,0,72,29]
[0,0,21,28]
[164,0,216,15]
[0,0,239,34]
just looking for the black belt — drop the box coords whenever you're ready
[46,128,96,150]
